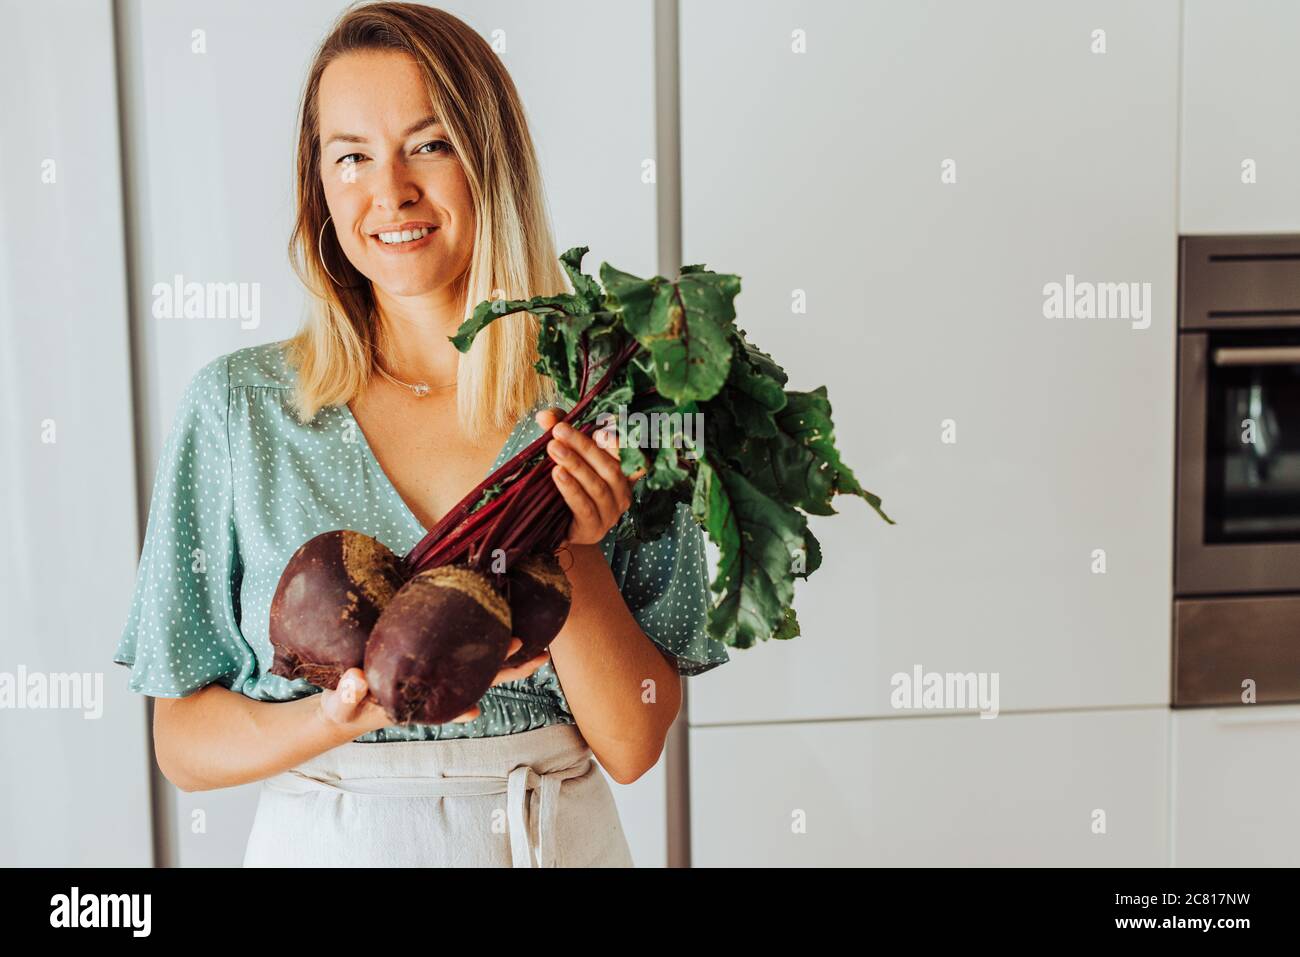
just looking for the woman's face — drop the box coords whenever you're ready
[316,49,475,300]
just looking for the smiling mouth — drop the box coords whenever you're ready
[373,226,436,246]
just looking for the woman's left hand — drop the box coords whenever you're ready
[536,408,645,547]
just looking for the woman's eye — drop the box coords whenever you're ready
[331,142,447,168]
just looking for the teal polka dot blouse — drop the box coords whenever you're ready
[112,341,729,742]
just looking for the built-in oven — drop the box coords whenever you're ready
[1175,235,1300,706]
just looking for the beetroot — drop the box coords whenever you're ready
[365,565,513,725]
[268,529,408,689]
[501,552,572,667]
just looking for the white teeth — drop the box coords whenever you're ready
[377,226,431,245]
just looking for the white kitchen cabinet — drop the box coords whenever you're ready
[1171,705,1300,866]
[691,708,1169,867]
[609,757,669,868]
[1180,0,1300,233]
[169,785,261,867]
[0,0,153,866]
[681,0,1179,725]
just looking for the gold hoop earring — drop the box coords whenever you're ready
[318,215,358,289]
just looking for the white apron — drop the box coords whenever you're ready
[242,722,634,867]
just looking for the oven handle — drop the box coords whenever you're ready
[1216,707,1300,726]
[1212,346,1300,366]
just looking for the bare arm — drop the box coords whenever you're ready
[536,411,685,786]
[547,542,683,786]
[151,675,385,792]
[153,641,549,792]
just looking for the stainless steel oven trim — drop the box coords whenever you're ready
[1214,346,1300,366]
[1174,594,1300,706]
[1180,235,1300,331]
[1175,332,1300,594]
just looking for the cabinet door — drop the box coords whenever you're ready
[681,0,1179,725]
[690,709,1169,866]
[1181,0,1300,232]
[0,0,152,867]
[1172,706,1300,866]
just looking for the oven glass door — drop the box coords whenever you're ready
[1203,331,1300,544]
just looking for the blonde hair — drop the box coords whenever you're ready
[285,1,562,433]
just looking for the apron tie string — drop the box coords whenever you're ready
[268,758,590,867]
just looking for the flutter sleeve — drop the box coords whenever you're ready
[606,501,730,677]
[113,355,254,697]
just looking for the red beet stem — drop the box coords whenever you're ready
[409,479,540,572]
[578,331,590,396]
[403,339,640,572]
[431,429,578,572]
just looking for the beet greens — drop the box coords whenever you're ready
[401,246,893,650]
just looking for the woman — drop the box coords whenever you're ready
[113,1,729,868]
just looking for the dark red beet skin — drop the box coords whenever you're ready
[268,530,408,689]
[365,565,513,725]
[502,551,572,667]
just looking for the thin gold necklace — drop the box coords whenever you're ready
[372,349,457,398]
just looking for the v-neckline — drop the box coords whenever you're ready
[339,399,541,545]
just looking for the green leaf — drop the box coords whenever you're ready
[713,335,787,438]
[711,381,891,522]
[589,373,634,420]
[617,403,701,493]
[559,246,603,310]
[772,606,801,640]
[778,388,894,523]
[534,312,599,401]
[691,461,810,649]
[449,293,586,353]
[602,263,738,404]
[792,526,822,579]
[645,439,692,491]
[611,403,702,494]
[726,423,835,517]
[617,484,685,544]
[599,263,660,327]
[619,437,647,476]
[735,329,789,387]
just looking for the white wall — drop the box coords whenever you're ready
[1180,0,1300,233]
[680,0,1181,864]
[0,0,152,866]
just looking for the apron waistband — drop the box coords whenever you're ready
[263,755,592,868]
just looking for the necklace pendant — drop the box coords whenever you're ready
[411,381,431,398]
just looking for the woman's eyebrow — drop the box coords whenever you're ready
[323,114,440,148]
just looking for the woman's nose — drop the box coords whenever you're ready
[370,158,421,211]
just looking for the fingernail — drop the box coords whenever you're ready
[549,440,569,459]
[338,677,359,704]
[554,468,570,482]
[554,422,572,438]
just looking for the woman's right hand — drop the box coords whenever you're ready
[317,668,394,736]
[319,638,552,734]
